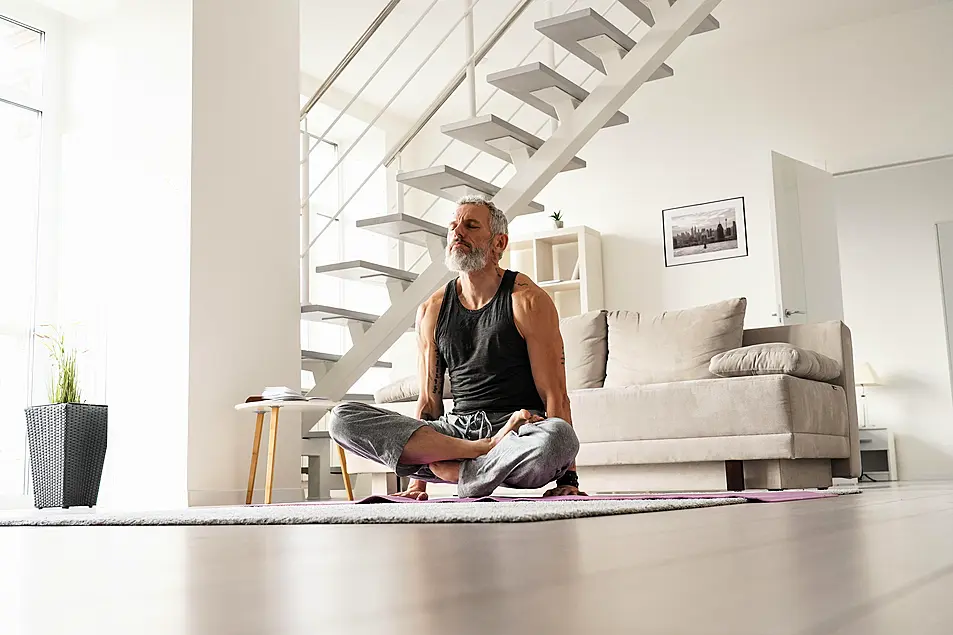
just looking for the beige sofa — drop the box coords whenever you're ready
[350,297,859,493]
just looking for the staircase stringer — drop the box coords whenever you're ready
[304,260,454,434]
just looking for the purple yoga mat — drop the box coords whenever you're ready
[276,490,838,506]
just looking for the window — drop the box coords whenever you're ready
[0,15,44,499]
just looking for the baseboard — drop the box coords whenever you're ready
[577,463,729,493]
[188,488,304,507]
[0,494,33,510]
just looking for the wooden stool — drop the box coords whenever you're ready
[235,398,353,504]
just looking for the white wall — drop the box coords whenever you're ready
[836,158,953,481]
[87,0,194,510]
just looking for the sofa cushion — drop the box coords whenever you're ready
[374,374,452,404]
[709,343,842,381]
[570,374,849,444]
[559,310,608,390]
[604,297,747,387]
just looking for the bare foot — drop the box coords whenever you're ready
[429,460,461,484]
[487,409,543,451]
[393,489,428,500]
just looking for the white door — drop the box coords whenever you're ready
[769,151,845,326]
[936,221,953,381]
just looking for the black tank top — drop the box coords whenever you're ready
[436,270,545,414]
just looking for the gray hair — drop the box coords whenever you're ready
[456,195,508,236]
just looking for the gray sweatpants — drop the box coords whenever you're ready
[328,402,579,498]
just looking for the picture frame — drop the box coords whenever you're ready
[662,196,748,267]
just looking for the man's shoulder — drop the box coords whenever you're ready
[511,271,540,292]
[510,272,554,314]
[419,285,450,319]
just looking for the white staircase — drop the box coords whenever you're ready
[297,0,723,445]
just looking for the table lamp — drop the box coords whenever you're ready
[854,362,881,428]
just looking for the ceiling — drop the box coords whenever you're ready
[28,0,118,20]
[300,0,948,121]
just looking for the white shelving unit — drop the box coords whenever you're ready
[502,225,604,318]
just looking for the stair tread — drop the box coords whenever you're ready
[301,349,392,369]
[440,115,586,172]
[618,0,719,34]
[535,8,673,78]
[300,304,380,325]
[355,213,447,248]
[314,260,417,285]
[486,62,629,128]
[396,165,545,214]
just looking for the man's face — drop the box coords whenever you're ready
[445,203,498,272]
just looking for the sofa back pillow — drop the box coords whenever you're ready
[559,310,608,390]
[605,297,747,387]
[709,343,842,381]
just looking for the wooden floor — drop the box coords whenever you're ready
[2,482,953,634]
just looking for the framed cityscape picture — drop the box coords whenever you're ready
[662,196,748,267]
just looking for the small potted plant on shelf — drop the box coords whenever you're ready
[550,209,564,229]
[24,326,107,509]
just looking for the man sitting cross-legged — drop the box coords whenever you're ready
[328,195,585,499]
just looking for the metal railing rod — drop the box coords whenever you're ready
[303,0,483,207]
[300,0,401,120]
[381,0,536,169]
[304,0,442,159]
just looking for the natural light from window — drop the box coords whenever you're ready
[0,14,43,500]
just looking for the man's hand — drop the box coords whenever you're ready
[394,479,428,500]
[543,485,588,497]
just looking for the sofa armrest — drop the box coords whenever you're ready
[742,321,860,478]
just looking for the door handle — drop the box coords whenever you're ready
[771,309,806,318]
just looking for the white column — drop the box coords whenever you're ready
[188,0,302,506]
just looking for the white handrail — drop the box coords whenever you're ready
[303,0,484,209]
[303,0,442,159]
[300,0,401,120]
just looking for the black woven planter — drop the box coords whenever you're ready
[24,403,108,509]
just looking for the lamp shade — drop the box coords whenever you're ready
[855,362,881,386]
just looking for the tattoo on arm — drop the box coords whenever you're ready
[561,345,566,367]
[432,351,446,397]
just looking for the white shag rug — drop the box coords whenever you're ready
[0,497,746,526]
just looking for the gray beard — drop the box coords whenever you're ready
[445,243,489,272]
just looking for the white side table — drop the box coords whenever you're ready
[858,426,898,482]
[235,398,353,503]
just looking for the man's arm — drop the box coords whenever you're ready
[512,277,571,426]
[402,291,447,496]
[415,291,446,423]
[513,280,584,496]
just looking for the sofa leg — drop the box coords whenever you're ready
[725,461,745,491]
[744,459,833,490]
